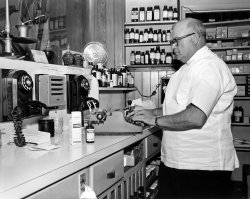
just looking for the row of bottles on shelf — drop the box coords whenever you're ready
[130,47,173,65]
[232,106,244,123]
[91,65,134,88]
[125,28,172,44]
[131,5,178,22]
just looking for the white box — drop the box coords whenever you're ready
[69,111,82,144]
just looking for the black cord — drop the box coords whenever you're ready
[181,6,198,14]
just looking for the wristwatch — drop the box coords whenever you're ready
[155,116,160,127]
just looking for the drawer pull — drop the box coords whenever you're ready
[153,143,158,147]
[107,171,115,179]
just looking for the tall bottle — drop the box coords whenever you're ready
[129,28,135,43]
[139,7,145,22]
[148,28,153,43]
[168,6,173,20]
[153,5,160,21]
[155,47,160,65]
[163,6,168,21]
[146,7,153,21]
[144,29,149,43]
[130,51,135,65]
[150,48,155,65]
[125,28,130,44]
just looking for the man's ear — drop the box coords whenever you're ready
[191,34,200,45]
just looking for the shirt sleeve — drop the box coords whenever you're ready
[188,61,222,117]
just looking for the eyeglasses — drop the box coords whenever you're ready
[170,33,196,46]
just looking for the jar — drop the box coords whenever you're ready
[131,7,139,22]
[139,7,145,22]
[146,7,153,21]
[163,6,168,21]
[153,5,160,21]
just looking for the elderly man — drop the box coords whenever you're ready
[130,18,239,198]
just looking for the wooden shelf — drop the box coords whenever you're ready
[204,19,250,27]
[234,97,250,100]
[225,60,250,64]
[209,46,250,51]
[232,123,250,126]
[207,36,250,42]
[125,42,170,47]
[124,20,177,26]
[127,65,175,72]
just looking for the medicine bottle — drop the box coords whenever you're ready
[135,51,141,65]
[146,7,153,21]
[139,7,145,22]
[153,5,160,21]
[155,47,160,65]
[148,28,154,43]
[166,29,171,42]
[173,8,178,20]
[86,121,95,143]
[166,52,173,64]
[129,28,135,43]
[140,52,145,64]
[131,7,139,22]
[124,28,130,44]
[139,31,144,43]
[144,29,149,43]
[157,29,162,42]
[163,6,168,21]
[150,48,155,64]
[134,29,139,43]
[153,30,158,42]
[162,30,166,42]
[130,51,135,65]
[145,50,150,64]
[160,49,165,64]
[168,6,173,20]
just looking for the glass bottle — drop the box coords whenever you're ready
[139,31,144,43]
[162,30,166,42]
[166,52,173,64]
[153,30,158,42]
[112,68,118,87]
[157,29,162,42]
[86,121,95,143]
[163,6,168,21]
[173,8,178,20]
[130,51,135,65]
[131,7,139,22]
[148,28,153,43]
[135,51,141,65]
[129,28,135,43]
[134,29,139,43]
[146,7,153,21]
[168,6,173,20]
[144,29,149,43]
[153,5,160,21]
[145,50,149,64]
[125,28,130,44]
[155,47,160,64]
[166,29,171,42]
[139,7,145,22]
[140,52,145,65]
[160,49,165,64]
[150,48,155,65]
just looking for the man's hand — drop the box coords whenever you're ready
[127,108,156,126]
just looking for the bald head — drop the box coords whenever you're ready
[171,18,207,63]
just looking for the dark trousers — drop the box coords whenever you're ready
[157,162,232,199]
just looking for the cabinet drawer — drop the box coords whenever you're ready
[145,132,162,159]
[89,150,124,196]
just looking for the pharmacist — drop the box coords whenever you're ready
[129,18,239,198]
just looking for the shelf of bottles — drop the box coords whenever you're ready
[91,65,135,89]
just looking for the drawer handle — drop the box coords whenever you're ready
[107,171,115,179]
[153,143,158,147]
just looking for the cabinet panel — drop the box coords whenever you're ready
[144,132,162,159]
[90,150,124,196]
[26,169,88,199]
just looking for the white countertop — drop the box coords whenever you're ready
[0,126,158,199]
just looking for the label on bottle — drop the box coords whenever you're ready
[86,129,95,142]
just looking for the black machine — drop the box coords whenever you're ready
[66,74,90,113]
[1,69,41,121]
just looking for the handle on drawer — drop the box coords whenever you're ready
[107,171,115,179]
[153,143,159,147]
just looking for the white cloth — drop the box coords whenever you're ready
[161,46,239,171]
[88,76,99,101]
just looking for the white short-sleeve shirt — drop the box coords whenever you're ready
[161,46,239,171]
